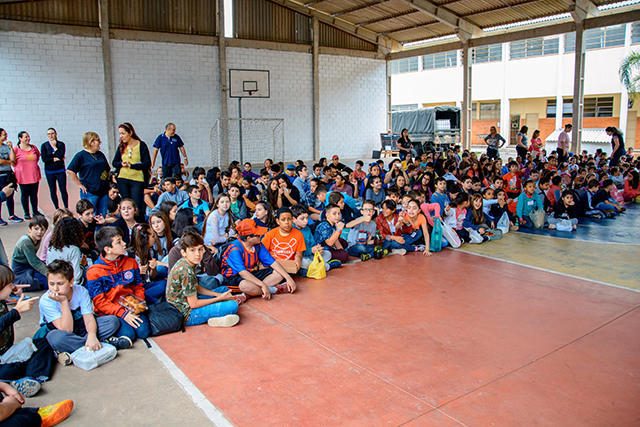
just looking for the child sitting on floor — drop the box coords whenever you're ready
[11,216,49,292]
[463,194,493,242]
[291,205,332,277]
[0,265,50,398]
[128,224,167,304]
[86,227,148,346]
[46,217,88,287]
[261,208,306,275]
[443,193,472,243]
[516,180,543,228]
[39,208,73,265]
[203,194,237,247]
[181,185,210,231]
[166,232,243,328]
[228,184,248,220]
[38,260,126,364]
[549,190,579,230]
[346,200,386,261]
[314,204,348,266]
[405,199,432,256]
[375,200,420,255]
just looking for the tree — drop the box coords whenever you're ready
[620,51,640,106]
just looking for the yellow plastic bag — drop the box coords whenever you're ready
[306,251,327,280]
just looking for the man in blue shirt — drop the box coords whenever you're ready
[151,123,188,180]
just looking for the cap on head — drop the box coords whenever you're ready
[236,219,268,236]
[286,164,295,170]
[332,155,339,160]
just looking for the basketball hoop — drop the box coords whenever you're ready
[247,90,256,96]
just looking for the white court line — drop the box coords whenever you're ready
[514,230,640,246]
[147,338,235,427]
[455,249,640,294]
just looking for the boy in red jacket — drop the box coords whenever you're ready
[86,227,149,346]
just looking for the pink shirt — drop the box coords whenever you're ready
[557,131,570,151]
[14,145,41,184]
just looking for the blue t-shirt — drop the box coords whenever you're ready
[39,285,93,326]
[153,133,184,166]
[430,192,450,215]
[220,240,275,278]
[314,221,337,250]
[67,150,111,196]
[182,199,208,224]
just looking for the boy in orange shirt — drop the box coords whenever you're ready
[261,208,306,275]
[502,161,522,200]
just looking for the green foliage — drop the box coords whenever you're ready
[619,51,640,102]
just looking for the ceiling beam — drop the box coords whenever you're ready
[462,0,546,17]
[331,0,392,17]
[377,20,437,35]
[356,10,419,27]
[563,0,599,23]
[397,0,483,41]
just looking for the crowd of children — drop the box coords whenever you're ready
[0,131,637,425]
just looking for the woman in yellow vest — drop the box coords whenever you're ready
[112,122,151,217]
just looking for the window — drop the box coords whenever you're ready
[391,104,419,112]
[546,99,573,118]
[422,51,457,70]
[390,57,419,74]
[472,44,502,64]
[565,25,626,52]
[479,102,500,120]
[584,97,614,117]
[510,37,559,59]
[633,22,640,44]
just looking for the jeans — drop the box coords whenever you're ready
[0,407,41,427]
[197,273,224,291]
[0,173,15,217]
[117,177,146,215]
[185,286,239,326]
[486,146,499,160]
[11,260,48,292]
[596,202,619,213]
[0,337,54,383]
[45,315,120,353]
[610,148,625,167]
[347,240,391,257]
[516,146,528,162]
[557,148,567,164]
[115,313,151,341]
[519,214,534,228]
[80,189,109,218]
[45,171,69,209]
[18,183,38,217]
[162,164,182,180]
[388,229,423,252]
[143,280,166,304]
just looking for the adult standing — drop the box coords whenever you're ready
[515,126,529,163]
[397,129,413,161]
[0,129,22,225]
[484,126,506,160]
[14,132,41,219]
[112,122,151,214]
[606,126,626,167]
[40,128,69,210]
[151,123,188,180]
[67,132,111,217]
[557,124,571,164]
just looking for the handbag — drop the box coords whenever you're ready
[441,221,462,248]
[306,251,327,280]
[429,218,443,252]
[148,301,184,337]
[71,343,117,371]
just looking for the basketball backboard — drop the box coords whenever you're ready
[229,69,270,98]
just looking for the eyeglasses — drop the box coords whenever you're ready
[362,208,375,212]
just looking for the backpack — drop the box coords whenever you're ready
[213,237,237,267]
[147,301,184,337]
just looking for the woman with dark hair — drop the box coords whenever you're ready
[260,177,280,209]
[13,132,41,219]
[398,128,413,161]
[40,128,69,210]
[277,174,300,207]
[484,126,505,160]
[606,126,626,167]
[46,217,87,286]
[67,131,111,217]
[0,128,22,225]
[515,126,529,163]
[112,123,151,216]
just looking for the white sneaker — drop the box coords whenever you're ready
[391,249,407,256]
[208,314,240,328]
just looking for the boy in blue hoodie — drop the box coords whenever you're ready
[516,180,543,228]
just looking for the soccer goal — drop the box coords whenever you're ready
[210,118,284,168]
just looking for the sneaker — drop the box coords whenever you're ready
[233,293,247,305]
[7,215,23,223]
[382,249,389,257]
[0,218,6,226]
[391,249,407,256]
[328,259,342,269]
[10,378,41,398]
[104,335,133,350]
[415,245,426,252]
[275,284,290,294]
[38,399,74,427]
[23,215,31,221]
[55,351,72,366]
[360,253,371,262]
[208,314,240,327]
[5,294,31,305]
[548,224,556,229]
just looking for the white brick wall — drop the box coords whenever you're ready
[0,32,107,158]
[110,40,220,169]
[226,47,314,162]
[319,54,387,159]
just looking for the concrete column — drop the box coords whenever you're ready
[555,34,564,131]
[386,60,392,133]
[500,42,509,143]
[572,23,586,154]
[312,17,320,161]
[98,0,116,158]
[461,43,472,150]
[218,0,228,120]
[619,23,632,134]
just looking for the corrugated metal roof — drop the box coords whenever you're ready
[546,128,611,143]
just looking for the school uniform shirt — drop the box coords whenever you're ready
[166,257,198,320]
[220,240,275,278]
[86,255,145,318]
[39,285,93,326]
[261,228,306,261]
[153,133,184,166]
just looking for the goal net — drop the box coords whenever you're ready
[210,118,284,168]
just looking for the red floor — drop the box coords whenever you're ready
[153,251,640,427]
